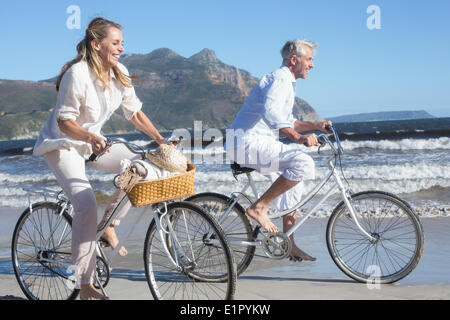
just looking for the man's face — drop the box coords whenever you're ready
[291,46,315,79]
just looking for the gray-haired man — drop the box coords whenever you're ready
[226,40,332,261]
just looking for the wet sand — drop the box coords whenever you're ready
[1,206,450,300]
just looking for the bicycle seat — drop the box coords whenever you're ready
[230,162,255,175]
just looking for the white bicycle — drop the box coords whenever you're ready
[187,125,425,284]
[11,139,236,300]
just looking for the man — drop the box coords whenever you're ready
[226,39,332,261]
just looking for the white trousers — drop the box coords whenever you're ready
[228,137,315,211]
[44,144,139,285]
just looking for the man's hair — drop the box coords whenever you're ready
[280,39,317,64]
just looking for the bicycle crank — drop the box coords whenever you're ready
[261,232,292,260]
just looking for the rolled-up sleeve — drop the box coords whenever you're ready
[118,64,142,120]
[261,78,295,130]
[56,69,84,121]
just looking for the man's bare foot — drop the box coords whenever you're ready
[80,284,109,300]
[290,245,316,261]
[101,226,128,256]
[246,203,278,233]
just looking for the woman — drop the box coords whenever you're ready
[34,17,165,300]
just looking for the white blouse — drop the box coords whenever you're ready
[33,60,142,157]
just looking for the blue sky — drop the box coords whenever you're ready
[1,0,449,117]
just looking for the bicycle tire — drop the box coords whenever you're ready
[11,202,79,300]
[143,201,236,300]
[326,191,424,284]
[186,192,256,276]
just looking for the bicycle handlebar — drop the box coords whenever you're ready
[87,136,182,162]
[87,138,146,162]
[317,125,344,155]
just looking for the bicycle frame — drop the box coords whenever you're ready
[17,137,236,300]
[22,186,195,288]
[217,148,376,247]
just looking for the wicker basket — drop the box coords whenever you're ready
[127,163,196,207]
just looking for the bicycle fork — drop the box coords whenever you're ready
[333,171,376,243]
[152,205,196,271]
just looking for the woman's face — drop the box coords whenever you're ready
[93,27,124,70]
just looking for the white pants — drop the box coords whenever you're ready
[228,137,315,211]
[44,144,139,285]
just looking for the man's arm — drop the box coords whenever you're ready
[279,120,333,147]
[279,127,319,146]
[294,120,332,133]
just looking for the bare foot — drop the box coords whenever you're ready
[101,226,128,256]
[290,245,316,261]
[80,284,109,300]
[246,203,278,233]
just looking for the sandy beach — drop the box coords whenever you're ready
[1,206,450,301]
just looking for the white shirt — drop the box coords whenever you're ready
[229,66,297,140]
[33,60,142,157]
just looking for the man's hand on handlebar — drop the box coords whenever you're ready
[296,121,333,147]
[298,133,319,147]
[318,120,333,134]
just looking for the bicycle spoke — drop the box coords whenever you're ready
[328,192,423,283]
[145,202,235,300]
[13,203,77,300]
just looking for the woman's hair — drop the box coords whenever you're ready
[280,39,317,65]
[56,17,139,91]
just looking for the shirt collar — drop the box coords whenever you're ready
[110,68,117,80]
[280,65,296,83]
[89,67,117,89]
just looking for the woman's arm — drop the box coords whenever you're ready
[57,119,106,154]
[130,110,165,145]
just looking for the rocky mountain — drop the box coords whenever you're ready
[0,48,322,140]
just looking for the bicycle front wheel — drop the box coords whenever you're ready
[143,201,236,300]
[11,202,78,300]
[326,191,424,284]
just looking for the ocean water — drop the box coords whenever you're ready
[0,118,449,217]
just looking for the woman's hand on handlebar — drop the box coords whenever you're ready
[88,134,109,155]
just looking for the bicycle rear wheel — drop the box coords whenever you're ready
[11,202,79,300]
[326,191,424,284]
[143,201,236,300]
[186,192,256,276]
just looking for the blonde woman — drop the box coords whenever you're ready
[34,17,165,300]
